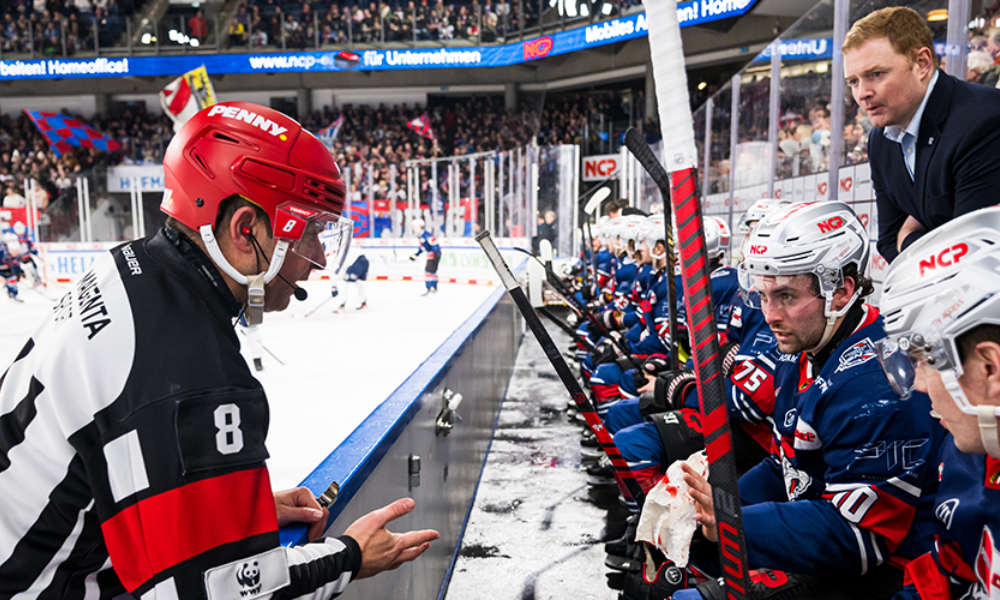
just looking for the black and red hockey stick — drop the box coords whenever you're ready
[477,231,646,507]
[624,128,681,372]
[643,2,752,597]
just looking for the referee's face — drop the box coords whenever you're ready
[844,37,934,129]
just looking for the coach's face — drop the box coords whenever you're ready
[844,37,934,129]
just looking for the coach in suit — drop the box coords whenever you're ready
[843,7,1000,263]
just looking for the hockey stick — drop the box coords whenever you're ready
[236,328,287,366]
[513,247,645,373]
[645,2,752,597]
[624,129,681,373]
[539,306,596,352]
[304,295,336,318]
[477,231,645,507]
[580,187,609,297]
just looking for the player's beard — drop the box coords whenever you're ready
[770,304,828,356]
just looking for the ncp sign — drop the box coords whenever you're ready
[583,154,620,181]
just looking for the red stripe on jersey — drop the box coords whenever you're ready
[822,486,915,549]
[739,422,772,451]
[938,539,977,581]
[592,383,621,404]
[102,468,278,591]
[904,552,955,600]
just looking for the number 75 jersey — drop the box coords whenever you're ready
[0,229,361,600]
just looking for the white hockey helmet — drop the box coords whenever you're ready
[875,206,1000,457]
[704,216,731,261]
[739,198,791,234]
[12,222,26,236]
[739,201,869,351]
[600,217,623,247]
[411,217,426,233]
[639,215,667,260]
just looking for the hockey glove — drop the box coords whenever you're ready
[638,368,696,416]
[409,254,418,261]
[592,337,625,367]
[642,355,671,375]
[601,310,622,331]
[719,341,741,379]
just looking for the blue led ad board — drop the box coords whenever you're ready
[0,2,758,80]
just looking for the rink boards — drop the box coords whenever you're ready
[278,273,524,600]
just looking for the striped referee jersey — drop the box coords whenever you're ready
[0,228,360,600]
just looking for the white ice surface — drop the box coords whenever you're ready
[0,279,495,491]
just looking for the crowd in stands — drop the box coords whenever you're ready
[0,0,140,55]
[228,0,641,50]
[0,106,173,238]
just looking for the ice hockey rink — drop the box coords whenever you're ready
[0,277,498,490]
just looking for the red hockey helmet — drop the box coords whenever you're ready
[161,102,352,322]
[162,101,346,237]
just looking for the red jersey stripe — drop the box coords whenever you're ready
[101,467,278,591]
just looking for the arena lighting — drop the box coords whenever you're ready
[927,9,948,21]
[698,81,707,90]
[190,38,200,47]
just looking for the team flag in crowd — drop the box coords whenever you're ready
[160,65,217,132]
[407,114,435,140]
[316,115,344,150]
[23,111,121,157]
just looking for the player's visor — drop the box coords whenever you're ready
[874,337,919,399]
[273,202,353,274]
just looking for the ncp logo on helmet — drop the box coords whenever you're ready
[738,201,871,353]
[737,197,790,260]
[876,206,1000,458]
[161,101,352,324]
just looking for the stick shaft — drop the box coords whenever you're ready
[624,128,680,371]
[476,231,645,506]
[671,167,751,598]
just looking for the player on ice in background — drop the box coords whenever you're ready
[874,206,1000,600]
[409,218,441,295]
[333,253,369,313]
[659,201,947,600]
[11,221,43,287]
[0,232,21,302]
[0,102,438,600]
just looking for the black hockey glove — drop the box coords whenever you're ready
[638,368,695,416]
[642,355,671,375]
[720,341,741,379]
[600,310,622,331]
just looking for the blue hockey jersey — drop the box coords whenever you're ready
[415,230,440,256]
[896,442,1000,600]
[733,306,947,576]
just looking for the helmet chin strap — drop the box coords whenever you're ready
[199,225,289,325]
[940,369,1000,459]
[805,289,862,355]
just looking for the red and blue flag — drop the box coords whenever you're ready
[23,110,121,157]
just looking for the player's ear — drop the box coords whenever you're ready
[973,341,1000,401]
[831,275,856,312]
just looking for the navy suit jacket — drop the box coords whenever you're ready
[869,71,1000,263]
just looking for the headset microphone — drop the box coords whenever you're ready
[279,273,309,301]
[242,226,309,301]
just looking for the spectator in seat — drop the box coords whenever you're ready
[188,9,207,42]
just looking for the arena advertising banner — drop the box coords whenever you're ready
[0,2,758,81]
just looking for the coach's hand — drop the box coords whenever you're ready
[344,498,440,579]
